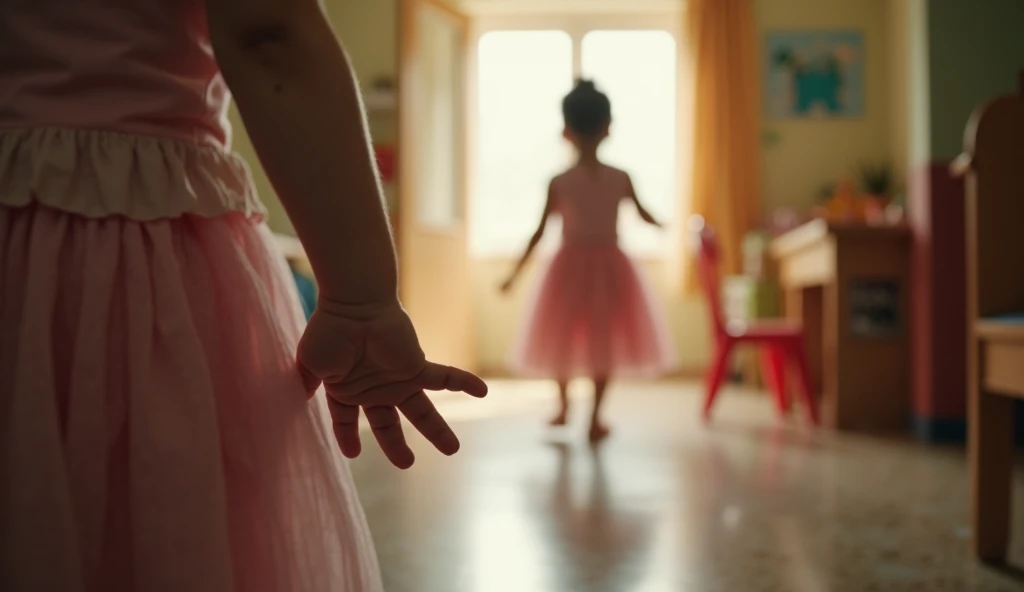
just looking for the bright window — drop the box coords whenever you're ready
[473,31,573,256]
[471,27,678,257]
[581,30,677,255]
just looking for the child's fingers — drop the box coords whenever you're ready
[417,363,489,398]
[399,392,460,456]
[364,406,415,469]
[327,398,362,458]
[343,363,485,406]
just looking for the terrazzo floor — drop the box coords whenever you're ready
[349,381,1024,592]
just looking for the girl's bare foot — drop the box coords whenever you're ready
[549,410,569,426]
[588,422,611,442]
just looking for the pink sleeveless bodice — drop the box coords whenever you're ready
[552,165,631,245]
[0,0,228,145]
[0,0,263,221]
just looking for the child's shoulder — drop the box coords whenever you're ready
[550,169,573,185]
[553,164,630,182]
[601,164,632,181]
[549,165,630,200]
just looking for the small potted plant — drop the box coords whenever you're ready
[859,161,895,201]
[858,162,895,225]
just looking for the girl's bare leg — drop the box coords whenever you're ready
[550,379,570,426]
[589,377,611,442]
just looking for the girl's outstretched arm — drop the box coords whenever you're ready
[626,175,663,228]
[207,0,394,304]
[206,0,487,469]
[500,181,556,293]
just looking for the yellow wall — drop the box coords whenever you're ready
[756,0,892,211]
[887,0,909,180]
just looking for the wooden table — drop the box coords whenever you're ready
[770,219,911,431]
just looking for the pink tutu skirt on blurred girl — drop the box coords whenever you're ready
[510,241,675,379]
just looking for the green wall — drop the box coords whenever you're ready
[927,0,1024,160]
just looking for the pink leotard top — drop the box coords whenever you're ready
[0,0,264,220]
[551,164,631,246]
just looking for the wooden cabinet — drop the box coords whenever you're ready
[771,220,911,431]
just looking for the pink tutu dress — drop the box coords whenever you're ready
[510,165,675,379]
[0,2,382,590]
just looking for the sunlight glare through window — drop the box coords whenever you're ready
[582,30,677,255]
[473,30,573,256]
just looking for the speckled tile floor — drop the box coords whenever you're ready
[349,381,1024,592]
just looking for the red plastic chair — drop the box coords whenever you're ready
[689,216,819,425]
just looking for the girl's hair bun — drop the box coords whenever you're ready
[562,79,611,137]
[573,79,597,92]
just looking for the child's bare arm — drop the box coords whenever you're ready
[206,0,487,469]
[626,175,663,228]
[501,182,556,293]
[206,0,395,306]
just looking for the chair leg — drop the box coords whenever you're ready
[970,387,1014,562]
[789,341,820,426]
[703,340,733,421]
[771,348,791,414]
[760,346,790,417]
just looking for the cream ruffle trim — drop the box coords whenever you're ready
[0,127,266,221]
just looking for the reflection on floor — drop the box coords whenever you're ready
[349,381,1024,592]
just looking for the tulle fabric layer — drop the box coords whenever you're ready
[0,204,382,592]
[0,127,265,220]
[510,242,675,379]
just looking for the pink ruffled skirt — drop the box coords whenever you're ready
[0,204,382,591]
[510,242,675,379]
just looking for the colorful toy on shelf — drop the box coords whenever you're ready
[814,177,866,221]
[813,161,902,226]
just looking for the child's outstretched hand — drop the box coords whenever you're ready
[297,300,488,469]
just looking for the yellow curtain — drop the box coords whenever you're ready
[683,0,760,291]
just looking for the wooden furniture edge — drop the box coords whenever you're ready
[975,320,1024,342]
[770,219,910,259]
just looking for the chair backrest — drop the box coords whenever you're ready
[687,215,727,340]
[962,70,1024,321]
